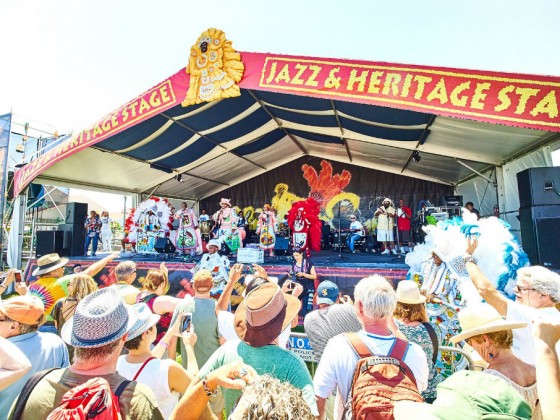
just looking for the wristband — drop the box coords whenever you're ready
[158,340,169,349]
[463,254,477,265]
[202,379,218,396]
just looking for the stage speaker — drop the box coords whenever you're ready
[519,205,560,268]
[58,224,86,257]
[36,230,64,257]
[65,202,88,225]
[274,237,290,255]
[517,167,560,207]
[154,237,176,254]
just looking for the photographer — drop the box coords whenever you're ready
[289,248,318,319]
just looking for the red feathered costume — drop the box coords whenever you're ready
[287,198,322,257]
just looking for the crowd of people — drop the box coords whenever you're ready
[1,221,560,419]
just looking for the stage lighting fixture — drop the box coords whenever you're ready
[175,174,183,182]
[412,151,421,163]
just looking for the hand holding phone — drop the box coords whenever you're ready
[14,270,22,283]
[180,312,193,334]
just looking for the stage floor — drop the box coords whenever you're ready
[24,250,410,297]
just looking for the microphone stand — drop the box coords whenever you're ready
[393,207,402,261]
[329,201,349,261]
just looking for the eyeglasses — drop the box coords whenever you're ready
[350,217,356,220]
[513,285,536,293]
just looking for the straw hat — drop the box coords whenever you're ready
[61,286,137,348]
[234,282,301,348]
[127,303,160,340]
[219,198,232,207]
[396,280,426,304]
[450,303,527,344]
[32,253,69,276]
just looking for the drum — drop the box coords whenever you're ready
[200,220,212,234]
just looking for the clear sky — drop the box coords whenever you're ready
[1,0,560,135]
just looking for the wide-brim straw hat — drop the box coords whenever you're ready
[219,198,232,207]
[234,282,301,348]
[396,280,426,304]
[61,286,137,348]
[32,253,69,276]
[127,303,160,340]
[450,303,527,344]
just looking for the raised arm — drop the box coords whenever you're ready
[83,252,119,277]
[216,263,243,313]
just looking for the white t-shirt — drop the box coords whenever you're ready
[349,221,364,236]
[117,356,179,419]
[313,330,429,420]
[507,301,560,366]
[217,310,291,348]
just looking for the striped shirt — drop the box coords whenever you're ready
[304,304,362,360]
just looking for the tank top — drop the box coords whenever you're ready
[117,356,179,419]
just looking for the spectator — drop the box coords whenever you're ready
[393,280,444,403]
[0,269,18,300]
[0,336,32,392]
[72,264,82,274]
[290,248,318,319]
[229,375,315,420]
[465,237,560,365]
[169,269,223,417]
[115,261,140,305]
[394,370,531,419]
[451,303,541,418]
[313,275,429,420]
[29,253,117,333]
[117,303,196,419]
[532,315,560,419]
[10,287,164,419]
[0,295,69,420]
[51,274,98,359]
[303,280,361,360]
[136,263,184,356]
[465,202,480,219]
[198,282,319,417]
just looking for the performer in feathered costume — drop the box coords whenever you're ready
[406,209,529,378]
[256,204,277,256]
[287,197,322,257]
[174,202,202,255]
[216,198,241,254]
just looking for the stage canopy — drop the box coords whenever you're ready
[13,30,560,201]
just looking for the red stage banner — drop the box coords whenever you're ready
[14,51,560,196]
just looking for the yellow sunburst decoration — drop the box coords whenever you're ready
[182,28,245,107]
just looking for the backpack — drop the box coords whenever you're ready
[344,333,424,420]
[47,377,131,420]
[10,368,130,420]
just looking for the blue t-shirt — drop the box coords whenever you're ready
[0,332,69,420]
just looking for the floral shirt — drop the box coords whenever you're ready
[395,320,444,401]
[85,216,102,237]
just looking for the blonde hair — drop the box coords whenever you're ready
[394,302,428,323]
[68,274,98,300]
[469,330,513,349]
[140,269,168,292]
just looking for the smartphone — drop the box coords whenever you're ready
[14,270,22,283]
[180,312,192,334]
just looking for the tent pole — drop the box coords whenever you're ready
[455,159,497,186]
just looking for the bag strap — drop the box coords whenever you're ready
[422,322,439,365]
[388,338,417,388]
[11,368,60,420]
[132,357,156,381]
[344,333,372,358]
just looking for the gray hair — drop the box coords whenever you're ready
[354,275,397,319]
[231,375,314,420]
[517,266,560,303]
[114,261,136,283]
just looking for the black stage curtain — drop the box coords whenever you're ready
[200,157,453,230]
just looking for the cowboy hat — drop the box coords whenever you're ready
[234,282,301,347]
[32,253,69,276]
[450,303,527,344]
[396,280,426,304]
[61,286,137,348]
[127,303,160,340]
[219,198,232,207]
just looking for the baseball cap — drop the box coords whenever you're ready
[193,269,214,292]
[317,281,339,305]
[0,295,45,325]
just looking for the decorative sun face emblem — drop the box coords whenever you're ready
[322,288,328,297]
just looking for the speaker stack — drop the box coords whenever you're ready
[35,230,64,257]
[58,202,88,257]
[517,167,560,269]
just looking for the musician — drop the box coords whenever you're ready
[256,204,277,256]
[198,209,210,222]
[237,210,248,246]
[375,197,397,255]
[345,214,364,253]
[397,198,413,254]
[290,248,318,318]
[216,198,242,253]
